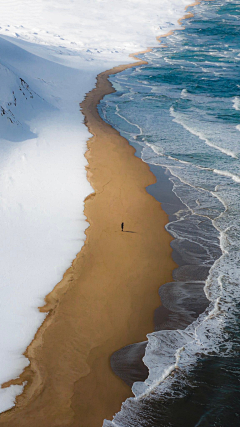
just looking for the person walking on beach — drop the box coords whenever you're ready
[121,222,124,232]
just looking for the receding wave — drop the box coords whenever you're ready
[100,1,240,424]
[170,107,238,159]
[213,168,240,183]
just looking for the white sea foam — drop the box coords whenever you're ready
[104,139,234,419]
[170,106,238,158]
[130,246,233,400]
[115,105,143,136]
[0,0,192,413]
[213,169,240,183]
[103,3,240,424]
[181,88,189,97]
[105,117,238,420]
[233,96,240,110]
[127,152,237,408]
[234,97,240,132]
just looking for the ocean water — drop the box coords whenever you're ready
[99,1,240,426]
[0,0,191,414]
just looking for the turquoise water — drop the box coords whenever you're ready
[100,1,240,425]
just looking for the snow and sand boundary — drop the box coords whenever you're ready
[0,0,194,421]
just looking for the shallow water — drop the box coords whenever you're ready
[99,1,240,425]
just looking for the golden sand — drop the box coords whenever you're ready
[0,60,176,427]
[0,2,203,426]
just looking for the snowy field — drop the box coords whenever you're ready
[0,0,191,413]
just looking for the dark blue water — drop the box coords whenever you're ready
[100,1,240,425]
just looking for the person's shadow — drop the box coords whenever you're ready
[121,223,136,233]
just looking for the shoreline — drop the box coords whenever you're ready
[0,3,202,426]
[0,53,176,427]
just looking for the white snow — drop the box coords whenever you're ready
[0,0,191,412]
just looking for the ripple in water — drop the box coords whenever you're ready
[99,1,240,425]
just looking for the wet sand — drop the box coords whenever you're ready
[0,59,176,427]
[0,3,203,426]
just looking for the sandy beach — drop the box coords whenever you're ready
[0,1,205,425]
[0,53,176,426]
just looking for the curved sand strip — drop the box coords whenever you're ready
[0,57,175,427]
[0,2,205,425]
